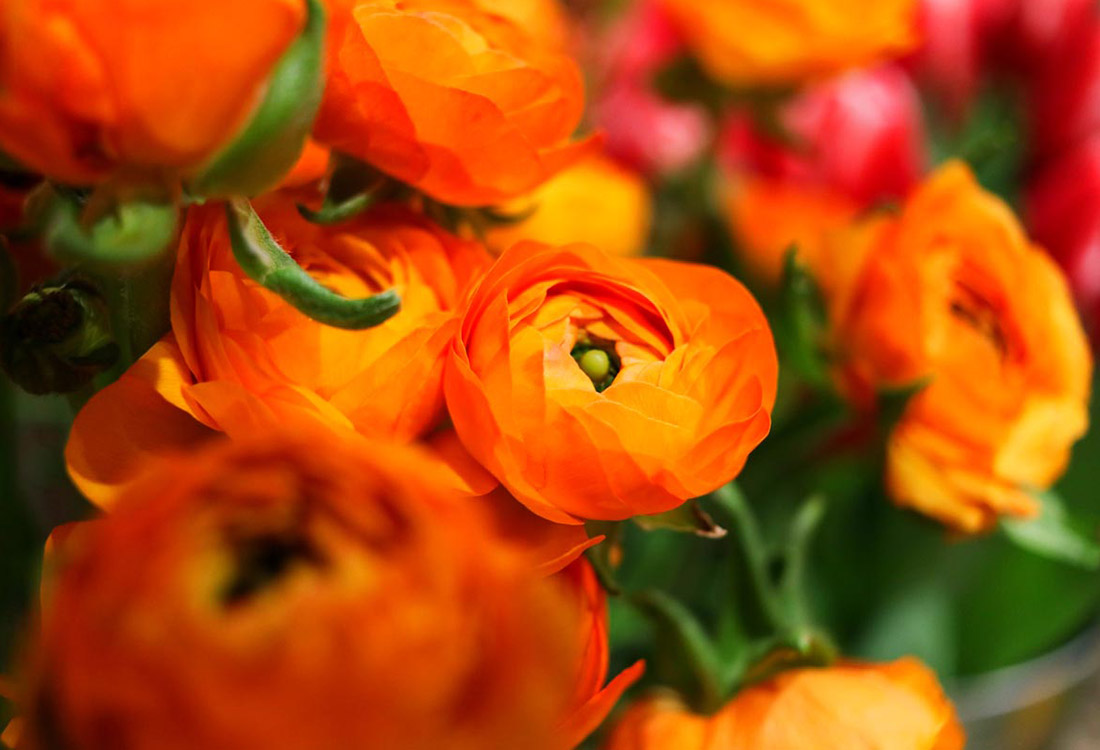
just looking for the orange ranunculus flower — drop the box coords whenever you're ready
[444,242,777,523]
[313,0,594,207]
[66,196,490,506]
[16,433,587,750]
[473,0,571,51]
[659,0,919,88]
[487,154,653,258]
[724,175,860,284]
[0,0,305,185]
[820,162,1092,532]
[558,560,646,746]
[603,659,965,750]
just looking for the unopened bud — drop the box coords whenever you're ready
[0,280,118,395]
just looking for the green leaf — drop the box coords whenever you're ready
[189,0,327,198]
[876,377,930,438]
[778,248,830,385]
[225,198,400,330]
[39,187,178,267]
[1002,490,1100,570]
[634,500,727,538]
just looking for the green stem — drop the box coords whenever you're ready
[779,495,826,630]
[630,590,725,715]
[711,483,788,634]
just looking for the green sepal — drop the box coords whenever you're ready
[189,0,327,198]
[225,198,400,330]
[297,192,377,225]
[634,500,727,538]
[1002,490,1100,570]
[722,630,838,694]
[34,186,178,268]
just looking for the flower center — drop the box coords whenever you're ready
[949,280,1008,359]
[220,530,325,607]
[571,335,621,392]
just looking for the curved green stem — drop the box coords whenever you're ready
[225,199,400,330]
[630,589,725,715]
[711,483,788,633]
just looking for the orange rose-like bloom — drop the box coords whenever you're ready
[18,434,585,750]
[66,196,490,506]
[314,0,594,206]
[660,0,918,87]
[603,659,964,750]
[0,0,304,184]
[821,163,1092,532]
[473,0,571,51]
[488,154,653,258]
[445,242,777,523]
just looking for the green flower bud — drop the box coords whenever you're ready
[570,339,621,392]
[0,281,119,395]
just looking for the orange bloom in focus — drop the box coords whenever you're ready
[603,659,964,750]
[314,0,594,206]
[17,434,587,750]
[488,154,653,258]
[444,242,777,523]
[0,0,305,184]
[725,175,860,284]
[659,0,918,87]
[66,196,490,506]
[820,163,1092,532]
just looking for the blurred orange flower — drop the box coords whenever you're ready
[66,196,490,506]
[487,154,653,258]
[724,175,860,283]
[820,163,1092,532]
[557,560,646,747]
[444,242,777,523]
[314,0,595,206]
[17,433,587,750]
[603,659,964,750]
[0,0,305,184]
[659,0,919,87]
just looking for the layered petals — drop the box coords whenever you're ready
[444,242,777,523]
[819,163,1092,532]
[67,195,490,505]
[314,0,594,206]
[0,0,305,183]
[603,659,964,750]
[21,432,587,750]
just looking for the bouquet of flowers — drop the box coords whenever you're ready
[2,0,1099,748]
